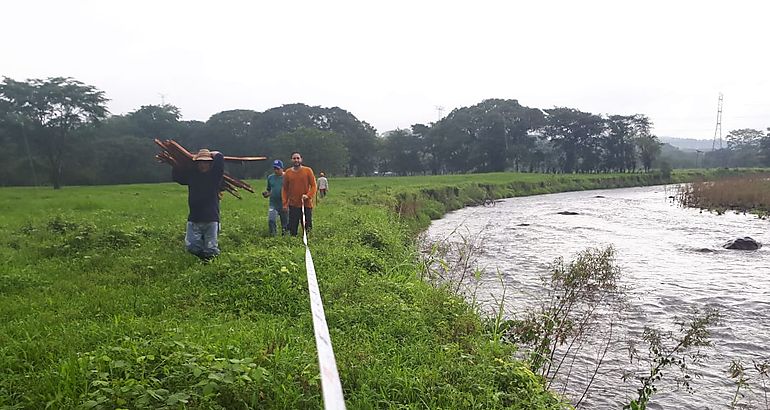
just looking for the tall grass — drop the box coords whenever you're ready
[0,179,561,409]
[0,169,763,408]
[677,173,770,216]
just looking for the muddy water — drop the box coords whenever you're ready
[425,185,770,409]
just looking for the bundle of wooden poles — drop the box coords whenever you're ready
[154,139,266,199]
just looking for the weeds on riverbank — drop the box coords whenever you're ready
[504,246,628,408]
[623,308,721,410]
[426,234,738,409]
[677,174,770,217]
[727,359,770,410]
[418,226,487,297]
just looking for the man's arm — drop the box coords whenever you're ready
[281,174,289,210]
[263,175,272,198]
[172,166,189,185]
[212,151,224,177]
[305,167,317,202]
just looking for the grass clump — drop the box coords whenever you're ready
[677,173,770,217]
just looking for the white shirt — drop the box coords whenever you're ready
[317,176,328,190]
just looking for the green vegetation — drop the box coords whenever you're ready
[0,170,763,408]
[623,308,721,410]
[677,173,770,217]
[727,359,770,410]
[9,76,770,190]
[507,246,625,408]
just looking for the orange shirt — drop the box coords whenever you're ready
[282,165,317,209]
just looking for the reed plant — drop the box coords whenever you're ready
[677,174,770,217]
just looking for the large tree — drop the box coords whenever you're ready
[0,77,108,188]
[0,98,41,185]
[427,109,474,173]
[248,103,377,176]
[126,104,182,139]
[726,128,764,150]
[426,99,544,173]
[724,128,764,167]
[540,108,604,173]
[636,134,662,172]
[604,115,651,172]
[190,109,260,156]
[270,128,349,176]
[379,129,425,175]
[758,128,770,167]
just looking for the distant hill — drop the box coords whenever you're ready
[659,137,716,152]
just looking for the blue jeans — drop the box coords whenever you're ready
[268,206,288,236]
[185,221,220,259]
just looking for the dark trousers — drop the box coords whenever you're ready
[288,206,312,236]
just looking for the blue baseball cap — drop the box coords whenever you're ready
[272,159,284,169]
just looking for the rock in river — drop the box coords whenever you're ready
[723,237,762,250]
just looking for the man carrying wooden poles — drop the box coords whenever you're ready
[154,139,265,260]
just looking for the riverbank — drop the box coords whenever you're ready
[333,168,766,231]
[423,183,770,409]
[0,169,762,408]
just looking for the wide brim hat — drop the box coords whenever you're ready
[193,149,214,161]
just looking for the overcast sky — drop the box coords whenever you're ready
[2,0,768,139]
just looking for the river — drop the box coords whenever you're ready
[424,185,770,409]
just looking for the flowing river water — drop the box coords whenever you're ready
[424,185,770,409]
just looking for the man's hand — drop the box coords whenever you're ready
[302,194,309,200]
[262,191,270,198]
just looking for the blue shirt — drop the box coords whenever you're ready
[266,173,284,209]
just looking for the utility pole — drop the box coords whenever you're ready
[711,93,723,151]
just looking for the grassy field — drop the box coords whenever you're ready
[0,169,762,409]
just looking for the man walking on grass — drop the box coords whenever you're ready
[172,148,224,260]
[317,172,328,200]
[282,151,316,236]
[263,159,288,236]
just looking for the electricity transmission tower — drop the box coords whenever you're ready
[435,105,445,122]
[711,93,723,151]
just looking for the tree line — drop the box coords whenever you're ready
[2,76,769,188]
